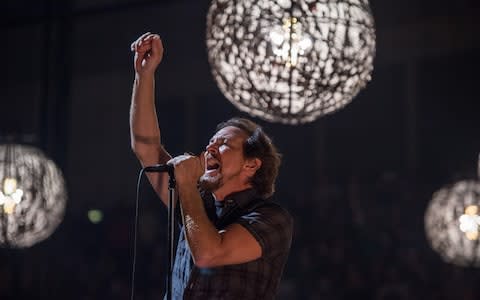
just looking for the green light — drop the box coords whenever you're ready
[87,209,103,224]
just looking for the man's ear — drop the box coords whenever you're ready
[244,158,262,176]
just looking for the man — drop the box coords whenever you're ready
[129,32,293,299]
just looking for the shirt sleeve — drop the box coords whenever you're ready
[236,203,293,259]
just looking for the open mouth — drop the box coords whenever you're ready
[206,159,221,174]
[207,163,220,170]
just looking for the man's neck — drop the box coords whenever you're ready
[213,184,253,201]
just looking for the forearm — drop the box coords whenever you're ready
[130,74,171,160]
[130,74,161,155]
[178,184,222,267]
[130,73,171,202]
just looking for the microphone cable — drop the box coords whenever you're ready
[130,164,177,300]
[130,168,146,300]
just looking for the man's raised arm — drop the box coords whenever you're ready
[129,32,171,205]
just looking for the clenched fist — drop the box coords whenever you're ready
[168,152,206,187]
[130,32,164,76]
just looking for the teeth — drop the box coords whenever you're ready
[207,163,220,170]
[206,161,220,170]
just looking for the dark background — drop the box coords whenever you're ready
[1,0,480,299]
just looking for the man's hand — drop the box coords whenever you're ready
[130,32,164,76]
[168,153,205,188]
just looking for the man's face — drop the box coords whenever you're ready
[199,126,250,198]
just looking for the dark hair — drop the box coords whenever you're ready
[216,118,281,199]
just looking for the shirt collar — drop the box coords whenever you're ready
[214,188,258,210]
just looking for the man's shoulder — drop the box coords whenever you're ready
[239,197,293,257]
[250,196,291,214]
[245,198,293,227]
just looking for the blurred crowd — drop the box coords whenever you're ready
[0,171,479,299]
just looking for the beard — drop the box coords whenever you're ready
[199,172,223,192]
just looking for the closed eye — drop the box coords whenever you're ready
[209,137,229,147]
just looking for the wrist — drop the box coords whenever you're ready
[134,71,155,82]
[177,180,199,199]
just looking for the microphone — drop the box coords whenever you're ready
[143,164,174,173]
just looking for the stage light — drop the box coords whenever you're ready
[206,0,376,124]
[88,209,103,224]
[0,143,67,248]
[425,155,480,267]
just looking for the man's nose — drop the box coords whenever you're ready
[205,142,218,153]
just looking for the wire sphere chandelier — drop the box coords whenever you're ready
[0,143,67,248]
[206,0,376,124]
[425,155,480,267]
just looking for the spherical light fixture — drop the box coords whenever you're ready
[425,155,480,267]
[206,0,376,124]
[0,143,67,248]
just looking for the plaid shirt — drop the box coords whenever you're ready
[170,188,293,300]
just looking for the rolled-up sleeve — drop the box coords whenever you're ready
[237,203,293,258]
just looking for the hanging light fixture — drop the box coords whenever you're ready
[424,154,480,267]
[0,142,67,248]
[206,0,376,124]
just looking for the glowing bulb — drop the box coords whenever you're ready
[3,177,17,195]
[269,18,313,67]
[3,198,15,214]
[0,177,24,214]
[459,215,477,232]
[459,205,480,240]
[465,205,478,215]
[466,231,479,241]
